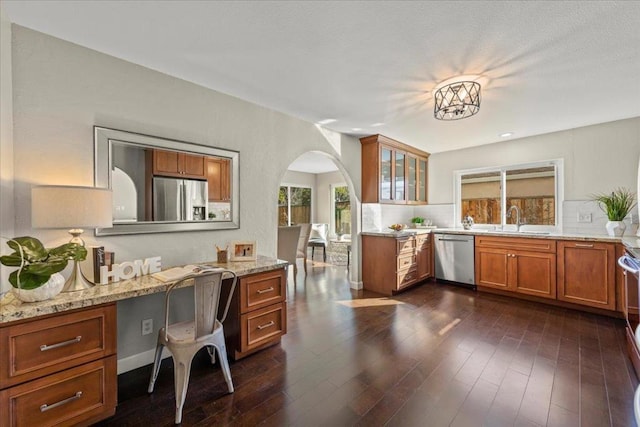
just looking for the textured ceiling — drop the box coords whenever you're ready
[4,1,640,157]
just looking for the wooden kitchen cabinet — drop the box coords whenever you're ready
[416,234,433,280]
[362,233,433,295]
[557,240,616,310]
[224,268,287,359]
[207,157,231,202]
[153,149,206,179]
[360,134,430,204]
[0,304,117,426]
[475,236,556,299]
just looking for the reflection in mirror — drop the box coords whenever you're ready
[95,127,239,235]
[461,172,501,224]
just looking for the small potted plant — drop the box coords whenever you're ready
[0,236,87,302]
[592,187,636,237]
[410,216,425,228]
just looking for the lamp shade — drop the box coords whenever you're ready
[434,81,481,120]
[32,185,113,229]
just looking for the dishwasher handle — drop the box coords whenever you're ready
[437,237,473,242]
[619,255,639,274]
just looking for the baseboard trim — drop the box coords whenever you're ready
[117,347,171,374]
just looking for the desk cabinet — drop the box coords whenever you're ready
[0,304,117,426]
[475,236,556,299]
[225,268,287,359]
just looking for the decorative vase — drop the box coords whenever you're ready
[605,220,626,237]
[11,273,65,303]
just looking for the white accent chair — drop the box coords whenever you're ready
[308,223,329,262]
[147,269,237,424]
[278,225,301,283]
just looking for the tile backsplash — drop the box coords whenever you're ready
[361,200,638,236]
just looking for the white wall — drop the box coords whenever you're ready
[429,117,640,204]
[8,26,362,369]
[316,170,346,229]
[0,6,14,295]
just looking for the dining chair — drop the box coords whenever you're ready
[308,223,329,262]
[296,223,312,274]
[278,225,301,283]
[147,269,237,424]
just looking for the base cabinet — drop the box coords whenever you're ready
[475,236,556,299]
[557,241,616,310]
[362,233,433,296]
[224,268,287,360]
[0,304,117,427]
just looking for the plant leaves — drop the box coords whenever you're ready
[6,236,48,262]
[49,243,87,262]
[9,269,51,290]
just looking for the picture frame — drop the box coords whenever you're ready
[229,240,257,261]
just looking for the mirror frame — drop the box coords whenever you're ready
[94,126,240,236]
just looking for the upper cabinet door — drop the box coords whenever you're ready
[360,135,430,204]
[153,149,205,179]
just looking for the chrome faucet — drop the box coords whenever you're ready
[507,205,525,231]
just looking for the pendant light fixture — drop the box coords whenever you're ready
[434,81,481,120]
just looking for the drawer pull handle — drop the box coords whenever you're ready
[575,243,594,248]
[40,336,82,352]
[257,320,275,330]
[256,287,274,294]
[40,391,82,412]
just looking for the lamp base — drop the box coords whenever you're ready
[62,259,95,292]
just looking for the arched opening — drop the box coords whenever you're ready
[276,151,361,290]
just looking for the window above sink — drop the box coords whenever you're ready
[454,159,563,233]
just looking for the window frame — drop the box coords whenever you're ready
[330,183,350,237]
[454,159,564,232]
[279,184,313,226]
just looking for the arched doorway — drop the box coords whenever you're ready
[277,151,361,290]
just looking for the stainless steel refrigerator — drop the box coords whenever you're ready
[153,177,208,221]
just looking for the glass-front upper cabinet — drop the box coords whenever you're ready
[418,158,427,203]
[395,151,405,201]
[380,147,392,201]
[407,155,417,202]
[360,134,430,204]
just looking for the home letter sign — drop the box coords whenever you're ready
[100,256,162,284]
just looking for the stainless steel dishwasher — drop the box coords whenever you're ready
[434,232,475,288]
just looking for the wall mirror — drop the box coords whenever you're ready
[94,126,240,235]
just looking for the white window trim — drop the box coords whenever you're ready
[453,159,564,233]
[330,183,349,238]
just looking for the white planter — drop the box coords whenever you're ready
[605,220,626,237]
[11,273,65,303]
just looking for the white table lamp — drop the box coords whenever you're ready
[32,185,113,292]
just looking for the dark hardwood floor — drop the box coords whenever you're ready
[96,263,638,426]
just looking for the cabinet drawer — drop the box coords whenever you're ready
[240,303,286,353]
[475,236,556,253]
[397,253,417,271]
[0,305,116,389]
[397,268,418,290]
[396,238,416,255]
[239,269,286,314]
[416,234,431,248]
[0,356,117,427]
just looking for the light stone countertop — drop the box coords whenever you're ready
[622,236,640,259]
[0,255,288,325]
[361,227,628,243]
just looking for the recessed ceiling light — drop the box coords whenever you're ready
[371,123,385,127]
[500,132,514,138]
[317,119,336,125]
[352,128,362,131]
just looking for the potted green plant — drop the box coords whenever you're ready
[0,236,87,302]
[410,216,425,228]
[592,187,637,237]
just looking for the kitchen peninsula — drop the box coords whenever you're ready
[0,255,287,426]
